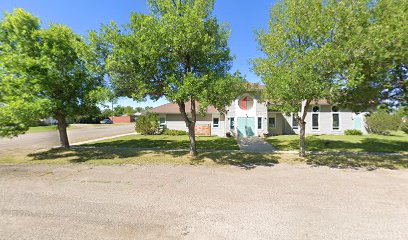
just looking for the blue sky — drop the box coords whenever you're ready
[2,0,275,108]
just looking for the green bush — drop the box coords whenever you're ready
[344,129,363,135]
[401,121,408,134]
[366,111,401,135]
[162,129,188,136]
[135,112,160,135]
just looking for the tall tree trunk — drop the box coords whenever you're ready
[56,113,70,148]
[299,120,306,157]
[298,99,311,157]
[178,101,198,156]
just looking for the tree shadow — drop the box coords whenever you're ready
[28,148,146,163]
[192,152,279,170]
[85,136,239,150]
[268,135,408,153]
[27,147,279,170]
[305,153,408,170]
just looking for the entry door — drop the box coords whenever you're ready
[353,114,363,131]
[237,117,255,137]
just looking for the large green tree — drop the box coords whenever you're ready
[333,0,408,111]
[98,0,244,155]
[0,9,105,147]
[252,0,348,157]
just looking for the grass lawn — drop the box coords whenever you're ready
[266,132,408,153]
[1,148,406,170]
[27,126,59,133]
[84,134,240,150]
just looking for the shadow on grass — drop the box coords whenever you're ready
[28,148,278,170]
[86,136,239,150]
[305,153,408,170]
[268,136,408,153]
[28,148,144,163]
[193,152,279,170]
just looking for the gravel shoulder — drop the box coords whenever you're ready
[1,163,407,240]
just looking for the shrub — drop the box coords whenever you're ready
[365,111,401,135]
[344,129,363,135]
[401,121,408,134]
[162,129,188,136]
[135,112,160,135]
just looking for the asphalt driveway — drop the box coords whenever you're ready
[0,163,407,239]
[0,124,135,154]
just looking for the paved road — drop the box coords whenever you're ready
[0,124,135,154]
[0,164,407,239]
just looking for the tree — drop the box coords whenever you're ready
[365,111,401,135]
[0,9,49,137]
[135,112,160,135]
[0,9,105,147]
[332,0,408,112]
[113,105,125,116]
[252,0,351,157]
[124,106,136,116]
[100,0,245,156]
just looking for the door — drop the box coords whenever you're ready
[237,117,255,137]
[353,114,363,131]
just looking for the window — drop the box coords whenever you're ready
[230,118,235,130]
[258,117,262,129]
[292,115,299,129]
[312,106,319,130]
[268,117,276,128]
[332,113,340,130]
[332,106,340,130]
[159,117,166,127]
[213,118,219,128]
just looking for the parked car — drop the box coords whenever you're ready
[100,119,113,124]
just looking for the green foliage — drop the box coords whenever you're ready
[365,111,401,135]
[344,129,363,135]
[332,0,408,111]
[401,122,408,134]
[100,0,244,110]
[252,0,344,114]
[162,129,188,136]
[95,0,245,154]
[135,112,160,135]
[0,9,106,139]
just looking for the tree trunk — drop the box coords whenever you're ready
[56,113,70,148]
[178,101,198,156]
[299,121,306,157]
[298,99,311,157]
[187,123,197,156]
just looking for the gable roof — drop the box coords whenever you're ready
[150,102,219,114]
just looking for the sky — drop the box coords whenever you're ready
[1,0,275,108]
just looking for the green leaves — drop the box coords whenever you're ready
[0,9,106,137]
[103,0,243,111]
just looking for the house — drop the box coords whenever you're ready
[150,91,368,137]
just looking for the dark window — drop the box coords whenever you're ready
[159,117,166,127]
[230,118,234,130]
[312,114,319,130]
[213,118,219,128]
[332,113,340,130]
[313,106,320,112]
[258,117,262,129]
[268,117,276,128]
[332,106,339,112]
[292,115,299,129]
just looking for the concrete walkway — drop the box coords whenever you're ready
[237,136,274,153]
